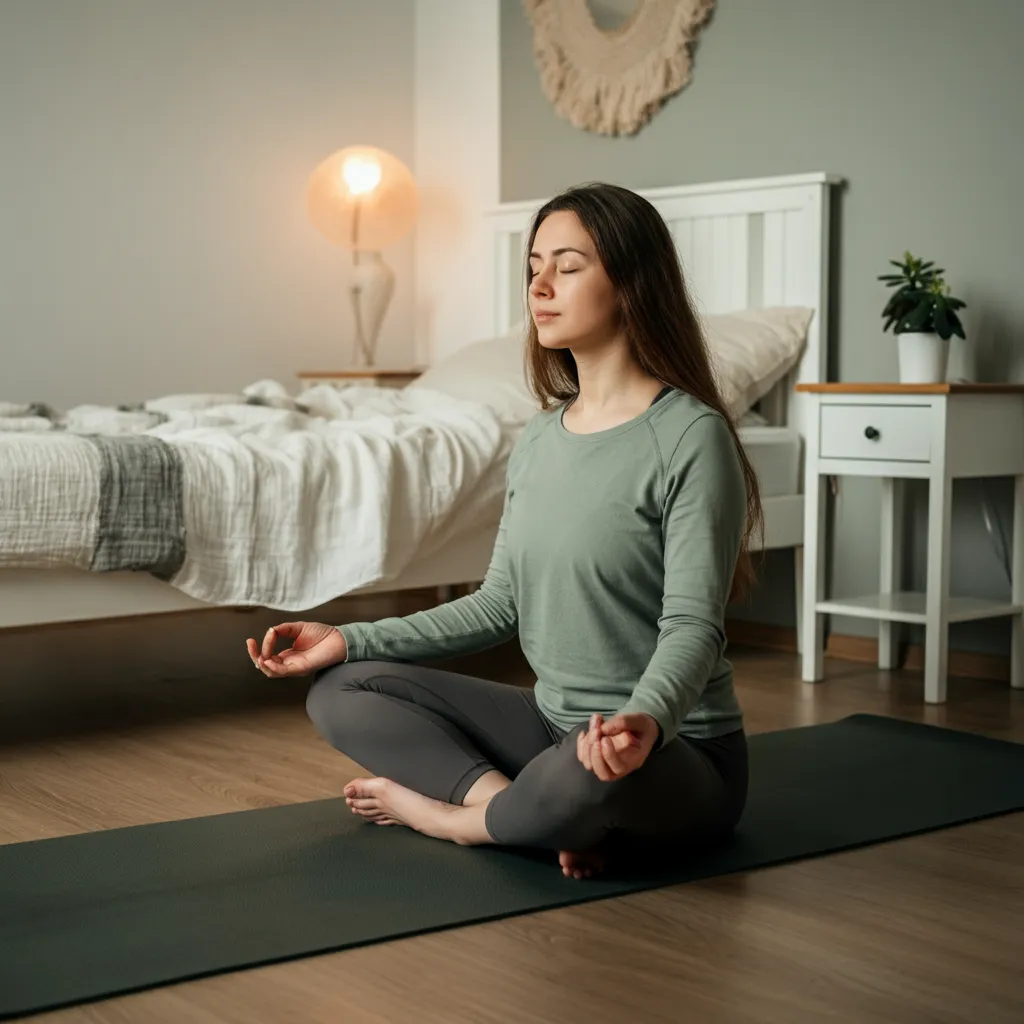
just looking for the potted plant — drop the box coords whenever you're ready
[879,251,967,383]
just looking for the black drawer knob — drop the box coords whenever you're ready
[864,426,880,440]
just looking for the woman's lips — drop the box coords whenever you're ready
[534,312,559,322]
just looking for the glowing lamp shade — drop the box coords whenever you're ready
[307,146,417,252]
[306,146,417,368]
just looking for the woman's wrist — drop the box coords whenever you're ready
[334,626,349,662]
[640,714,664,749]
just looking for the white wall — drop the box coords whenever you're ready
[413,0,501,365]
[0,0,416,410]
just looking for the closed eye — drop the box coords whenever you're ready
[528,263,581,277]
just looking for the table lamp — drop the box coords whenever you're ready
[307,146,418,367]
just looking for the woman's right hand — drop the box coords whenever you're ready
[245,621,347,678]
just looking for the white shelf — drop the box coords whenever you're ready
[815,591,1022,625]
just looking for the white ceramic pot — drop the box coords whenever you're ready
[897,331,950,384]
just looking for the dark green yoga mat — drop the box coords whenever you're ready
[2,714,1023,1020]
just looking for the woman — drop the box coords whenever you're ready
[246,183,763,880]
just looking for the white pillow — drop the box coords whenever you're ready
[407,324,541,426]
[702,306,814,420]
[410,307,812,425]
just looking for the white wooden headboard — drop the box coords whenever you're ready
[483,171,841,441]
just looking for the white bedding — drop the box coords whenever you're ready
[0,369,803,614]
[0,382,508,611]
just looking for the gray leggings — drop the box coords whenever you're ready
[306,660,748,858]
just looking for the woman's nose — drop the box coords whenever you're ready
[530,270,553,296]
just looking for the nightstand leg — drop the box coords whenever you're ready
[801,472,826,682]
[878,477,902,670]
[794,546,804,655]
[924,474,952,703]
[1012,475,1024,689]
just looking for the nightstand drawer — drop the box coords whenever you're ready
[820,404,931,462]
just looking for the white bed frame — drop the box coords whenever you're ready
[0,171,840,632]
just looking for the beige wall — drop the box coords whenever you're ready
[0,0,415,410]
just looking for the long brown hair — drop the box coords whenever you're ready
[523,182,764,603]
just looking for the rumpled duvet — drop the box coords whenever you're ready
[0,381,505,610]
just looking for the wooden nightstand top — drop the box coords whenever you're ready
[297,369,424,380]
[795,382,1024,395]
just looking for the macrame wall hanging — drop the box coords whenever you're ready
[523,0,715,136]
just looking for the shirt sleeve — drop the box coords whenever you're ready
[336,415,541,663]
[617,413,747,747]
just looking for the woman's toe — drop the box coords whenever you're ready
[345,777,380,799]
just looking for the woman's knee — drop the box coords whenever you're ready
[535,765,618,850]
[305,661,370,736]
[543,750,614,815]
[305,660,409,746]
[305,659,392,707]
[489,737,617,847]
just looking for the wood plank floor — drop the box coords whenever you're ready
[2,595,1022,1024]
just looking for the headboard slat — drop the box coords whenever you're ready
[761,210,787,307]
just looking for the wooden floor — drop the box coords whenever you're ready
[2,593,1023,1024]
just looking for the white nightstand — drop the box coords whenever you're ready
[796,382,1024,703]
[297,369,423,390]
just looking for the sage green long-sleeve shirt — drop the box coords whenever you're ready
[338,388,747,743]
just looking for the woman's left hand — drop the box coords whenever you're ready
[576,712,660,781]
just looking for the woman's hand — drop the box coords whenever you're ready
[245,622,347,678]
[576,712,660,781]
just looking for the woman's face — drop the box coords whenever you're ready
[528,211,620,351]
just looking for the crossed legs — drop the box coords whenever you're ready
[306,660,747,877]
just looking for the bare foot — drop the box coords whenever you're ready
[344,777,457,841]
[559,848,608,880]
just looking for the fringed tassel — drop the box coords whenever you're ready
[523,0,715,136]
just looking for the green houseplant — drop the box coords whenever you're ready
[878,251,967,383]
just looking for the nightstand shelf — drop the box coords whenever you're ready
[815,592,1021,625]
[796,382,1024,703]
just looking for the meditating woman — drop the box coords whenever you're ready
[246,183,763,880]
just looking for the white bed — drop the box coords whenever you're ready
[0,171,840,631]
[738,423,802,499]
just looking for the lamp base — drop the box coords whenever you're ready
[349,252,394,367]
